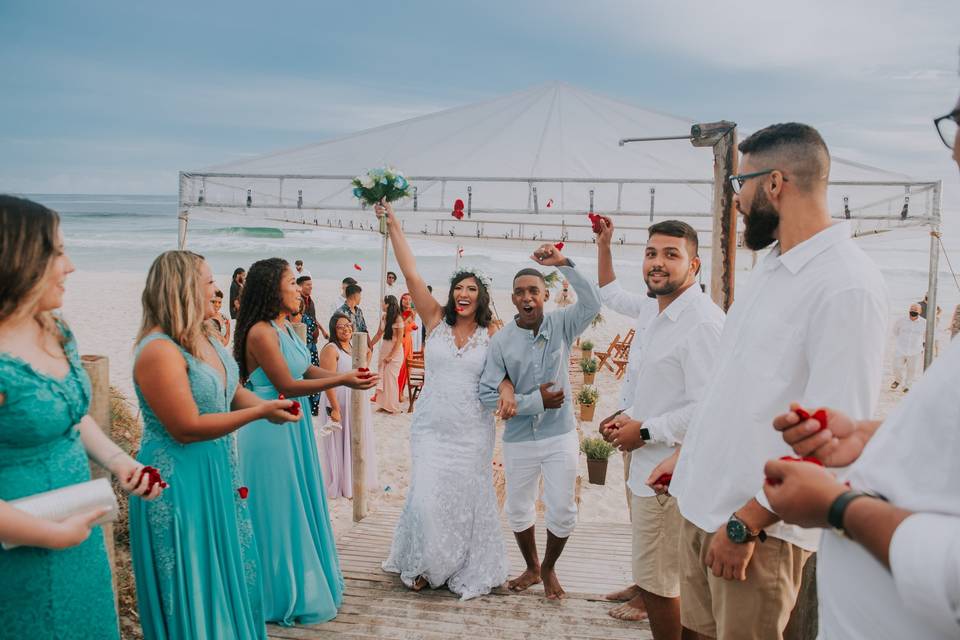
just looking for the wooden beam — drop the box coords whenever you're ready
[349,332,370,521]
[698,125,739,311]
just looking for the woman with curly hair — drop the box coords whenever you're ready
[130,250,299,639]
[233,257,378,626]
[375,200,512,601]
[0,196,161,639]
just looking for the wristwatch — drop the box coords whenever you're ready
[827,490,886,538]
[639,427,651,441]
[726,513,767,544]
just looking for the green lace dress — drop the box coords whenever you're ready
[129,333,266,639]
[0,324,119,639]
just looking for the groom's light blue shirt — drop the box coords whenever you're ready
[479,262,601,443]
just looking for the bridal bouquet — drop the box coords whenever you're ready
[351,167,411,206]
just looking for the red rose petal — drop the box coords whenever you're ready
[587,212,604,234]
[139,465,167,492]
[454,198,464,211]
[451,210,464,220]
[353,263,362,271]
[766,455,824,486]
[238,486,249,499]
[654,473,672,487]
[794,406,828,431]
[554,242,564,251]
[289,401,301,416]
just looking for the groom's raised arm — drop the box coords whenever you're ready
[557,261,601,344]
[479,334,545,416]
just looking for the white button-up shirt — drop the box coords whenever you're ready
[817,338,960,639]
[671,221,888,550]
[598,280,660,411]
[622,285,724,497]
[893,316,926,357]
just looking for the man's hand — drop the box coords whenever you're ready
[531,243,570,268]
[596,215,614,246]
[539,382,565,409]
[773,404,867,467]
[608,415,645,452]
[762,458,847,529]
[646,450,680,493]
[598,410,621,440]
[705,528,757,581]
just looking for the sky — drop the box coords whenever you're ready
[1,0,958,209]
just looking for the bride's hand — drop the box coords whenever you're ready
[373,199,397,226]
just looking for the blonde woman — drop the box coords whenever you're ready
[130,251,298,640]
[0,196,161,640]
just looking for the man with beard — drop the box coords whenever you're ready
[656,123,888,640]
[600,220,724,640]
[760,94,960,639]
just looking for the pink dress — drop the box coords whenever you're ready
[317,343,378,499]
[375,320,406,414]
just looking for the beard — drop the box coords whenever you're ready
[742,188,780,251]
[644,269,685,296]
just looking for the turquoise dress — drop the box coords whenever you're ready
[0,323,119,639]
[238,320,344,625]
[130,333,266,640]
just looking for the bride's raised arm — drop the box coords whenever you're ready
[374,200,444,332]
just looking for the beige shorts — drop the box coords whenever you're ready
[631,493,682,598]
[678,518,811,640]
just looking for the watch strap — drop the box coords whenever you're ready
[640,427,651,441]
[827,490,877,533]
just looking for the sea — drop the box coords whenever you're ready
[32,193,960,317]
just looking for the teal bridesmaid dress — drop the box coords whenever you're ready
[238,320,344,626]
[130,333,266,640]
[0,322,119,639]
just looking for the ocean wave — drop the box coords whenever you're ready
[197,226,286,239]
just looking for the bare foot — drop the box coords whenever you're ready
[605,584,642,602]
[410,575,428,592]
[541,567,566,600]
[508,568,542,592]
[609,595,649,621]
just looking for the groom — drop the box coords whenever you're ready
[480,243,601,599]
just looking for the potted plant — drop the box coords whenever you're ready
[580,338,594,361]
[580,436,616,485]
[580,357,598,385]
[577,385,599,422]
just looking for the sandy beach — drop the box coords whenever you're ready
[62,268,914,538]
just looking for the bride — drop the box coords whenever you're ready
[376,200,512,600]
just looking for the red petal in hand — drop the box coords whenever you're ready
[289,401,301,416]
[554,242,564,251]
[238,486,249,499]
[654,473,672,487]
[139,465,168,491]
[587,212,603,234]
[794,406,828,431]
[766,455,824,486]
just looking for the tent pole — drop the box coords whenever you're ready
[923,180,943,370]
[177,171,189,249]
[379,227,389,318]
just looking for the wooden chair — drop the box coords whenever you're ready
[405,351,425,412]
[611,329,635,380]
[595,333,621,373]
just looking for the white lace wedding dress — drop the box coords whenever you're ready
[382,322,508,600]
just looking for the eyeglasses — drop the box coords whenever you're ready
[335,324,354,332]
[934,112,958,150]
[729,169,777,194]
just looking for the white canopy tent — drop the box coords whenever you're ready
[177,82,943,363]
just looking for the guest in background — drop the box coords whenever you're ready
[298,275,322,415]
[339,283,383,352]
[328,277,356,324]
[294,259,311,279]
[131,250,297,640]
[375,296,406,414]
[0,195,161,640]
[230,267,246,319]
[554,279,576,308]
[397,292,416,399]
[386,270,400,298]
[234,258,378,625]
[209,289,231,346]
[891,303,925,392]
[318,312,379,498]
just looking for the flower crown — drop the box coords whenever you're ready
[450,266,492,290]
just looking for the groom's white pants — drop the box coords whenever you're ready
[502,430,579,538]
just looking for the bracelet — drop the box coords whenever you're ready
[827,490,885,537]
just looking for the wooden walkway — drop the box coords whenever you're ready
[268,506,651,639]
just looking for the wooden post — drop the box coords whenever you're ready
[349,332,370,522]
[80,354,117,610]
[691,121,739,311]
